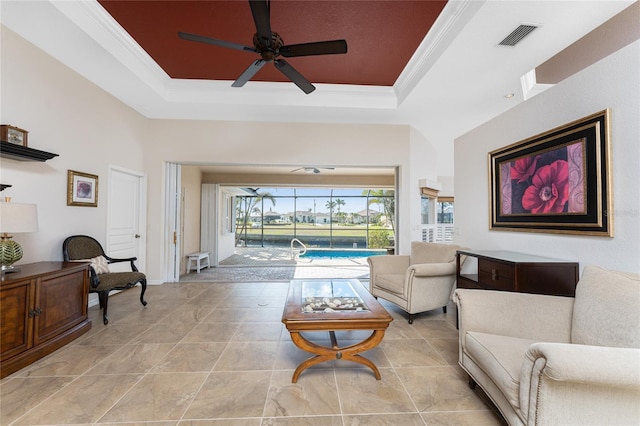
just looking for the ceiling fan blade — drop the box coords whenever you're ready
[280,40,348,57]
[232,59,266,87]
[274,59,315,94]
[178,32,256,53]
[249,0,272,47]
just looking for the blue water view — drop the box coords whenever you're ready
[300,249,386,259]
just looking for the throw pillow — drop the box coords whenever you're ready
[72,255,110,274]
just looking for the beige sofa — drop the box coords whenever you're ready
[368,241,464,323]
[454,265,640,425]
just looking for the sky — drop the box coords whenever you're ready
[249,187,388,216]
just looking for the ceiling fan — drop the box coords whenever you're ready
[291,167,335,174]
[178,0,348,94]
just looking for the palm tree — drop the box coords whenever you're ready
[364,189,395,231]
[335,198,346,223]
[236,191,275,246]
[325,200,336,222]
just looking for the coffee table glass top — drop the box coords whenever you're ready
[301,280,369,313]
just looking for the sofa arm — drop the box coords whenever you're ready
[521,343,640,425]
[454,289,574,343]
[367,255,410,275]
[409,262,456,277]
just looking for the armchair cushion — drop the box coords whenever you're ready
[571,266,640,348]
[374,273,405,294]
[95,271,147,292]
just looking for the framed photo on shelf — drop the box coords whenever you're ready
[67,170,98,207]
[489,109,612,236]
[0,125,28,147]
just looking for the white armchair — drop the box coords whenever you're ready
[454,265,640,425]
[367,241,464,323]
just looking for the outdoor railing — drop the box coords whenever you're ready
[290,238,308,260]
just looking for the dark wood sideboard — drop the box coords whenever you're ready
[0,262,91,378]
[456,250,579,297]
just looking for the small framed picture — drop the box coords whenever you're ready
[1,125,28,147]
[67,170,99,207]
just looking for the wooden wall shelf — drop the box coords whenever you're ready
[0,141,58,162]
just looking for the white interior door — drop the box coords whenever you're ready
[165,162,181,282]
[107,165,147,273]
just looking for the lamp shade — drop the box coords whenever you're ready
[0,202,39,233]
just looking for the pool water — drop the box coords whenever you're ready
[299,249,386,260]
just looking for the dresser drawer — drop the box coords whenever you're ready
[478,259,514,290]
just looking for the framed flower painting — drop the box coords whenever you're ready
[489,110,612,236]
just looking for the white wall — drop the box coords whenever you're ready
[0,26,148,264]
[180,166,202,274]
[142,120,416,280]
[455,40,640,273]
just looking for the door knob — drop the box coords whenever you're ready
[135,234,141,238]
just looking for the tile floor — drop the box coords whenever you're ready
[1,280,505,426]
[182,247,371,282]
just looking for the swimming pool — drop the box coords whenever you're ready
[299,249,386,260]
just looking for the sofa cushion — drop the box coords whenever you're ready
[410,242,459,265]
[465,331,536,409]
[374,274,405,295]
[571,265,640,348]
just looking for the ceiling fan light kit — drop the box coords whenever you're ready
[179,0,347,94]
[290,167,335,174]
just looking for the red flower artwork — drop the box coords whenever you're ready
[510,155,540,183]
[522,160,569,213]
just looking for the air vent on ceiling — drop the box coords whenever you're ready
[498,24,539,47]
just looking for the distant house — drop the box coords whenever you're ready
[288,211,330,224]
[315,212,331,224]
[264,210,288,224]
[355,209,382,224]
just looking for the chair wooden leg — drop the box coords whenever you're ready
[99,290,109,325]
[139,278,148,306]
[468,376,477,389]
[408,314,415,324]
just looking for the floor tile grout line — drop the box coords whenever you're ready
[91,371,148,425]
[7,373,87,426]
[2,281,502,425]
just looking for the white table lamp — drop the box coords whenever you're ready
[0,200,39,272]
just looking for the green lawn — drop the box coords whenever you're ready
[235,224,392,237]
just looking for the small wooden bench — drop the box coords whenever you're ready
[186,252,210,273]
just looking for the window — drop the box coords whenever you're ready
[232,187,395,248]
[421,196,430,224]
[437,197,454,224]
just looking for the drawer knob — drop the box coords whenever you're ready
[492,269,498,280]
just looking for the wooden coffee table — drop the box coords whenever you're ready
[282,279,393,382]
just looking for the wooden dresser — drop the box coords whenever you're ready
[0,262,91,378]
[456,250,579,297]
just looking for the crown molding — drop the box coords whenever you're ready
[394,0,485,105]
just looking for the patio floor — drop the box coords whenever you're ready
[180,247,371,282]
